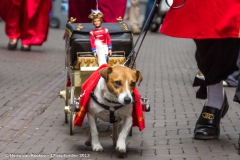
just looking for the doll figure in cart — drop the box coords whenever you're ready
[88,10,112,66]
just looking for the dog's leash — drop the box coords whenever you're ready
[123,0,161,68]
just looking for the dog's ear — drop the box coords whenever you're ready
[135,70,143,86]
[100,67,112,81]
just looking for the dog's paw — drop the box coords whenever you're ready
[116,142,126,153]
[92,144,103,152]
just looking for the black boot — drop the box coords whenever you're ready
[8,39,18,50]
[21,45,31,51]
[194,93,229,140]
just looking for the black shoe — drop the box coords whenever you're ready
[21,45,31,51]
[194,93,229,140]
[8,39,18,50]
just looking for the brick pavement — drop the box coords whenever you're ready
[0,22,240,160]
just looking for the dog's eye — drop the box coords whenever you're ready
[114,81,122,86]
[130,81,136,87]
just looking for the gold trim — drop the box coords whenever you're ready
[68,17,76,23]
[109,58,125,66]
[65,27,72,37]
[75,51,126,68]
[76,23,84,31]
[77,107,86,117]
[121,23,128,31]
[138,116,144,121]
[75,52,98,69]
[88,12,104,20]
[202,112,214,120]
[116,16,123,23]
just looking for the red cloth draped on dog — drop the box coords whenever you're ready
[160,0,240,39]
[74,64,145,131]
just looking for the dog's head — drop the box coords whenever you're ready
[100,65,143,105]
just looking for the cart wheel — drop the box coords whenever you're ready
[64,90,69,123]
[49,17,60,28]
[70,109,76,135]
[64,67,70,123]
[69,76,76,135]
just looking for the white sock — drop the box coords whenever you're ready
[205,81,224,110]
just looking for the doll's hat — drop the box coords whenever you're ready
[88,9,104,20]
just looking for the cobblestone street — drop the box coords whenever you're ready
[0,21,240,160]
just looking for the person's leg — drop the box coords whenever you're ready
[4,0,23,50]
[194,38,240,140]
[20,0,51,51]
[68,0,95,23]
[205,81,224,109]
[99,0,127,22]
[129,0,141,34]
[125,0,131,20]
[142,0,155,29]
[224,50,240,87]
[224,71,240,87]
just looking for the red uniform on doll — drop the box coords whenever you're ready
[88,10,112,63]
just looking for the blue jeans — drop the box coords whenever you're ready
[142,0,155,27]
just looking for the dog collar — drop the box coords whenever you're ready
[90,92,123,123]
[104,98,121,104]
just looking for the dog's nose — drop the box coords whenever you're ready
[124,97,131,104]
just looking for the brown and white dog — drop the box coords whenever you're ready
[85,40,143,153]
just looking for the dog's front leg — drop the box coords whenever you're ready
[85,117,97,146]
[112,119,121,146]
[116,116,132,153]
[87,112,103,152]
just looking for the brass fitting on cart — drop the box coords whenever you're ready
[65,27,72,38]
[59,90,66,99]
[116,17,123,23]
[121,23,128,31]
[68,17,76,23]
[64,106,70,114]
[76,24,84,31]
